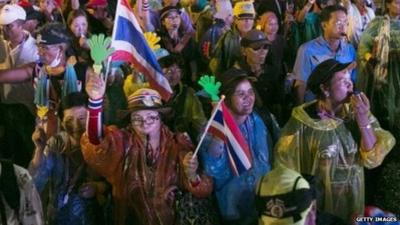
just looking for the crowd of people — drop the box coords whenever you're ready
[0,0,399,224]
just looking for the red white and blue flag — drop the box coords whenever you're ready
[208,101,253,176]
[111,0,172,100]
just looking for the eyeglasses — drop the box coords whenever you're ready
[233,89,255,99]
[252,44,269,51]
[163,66,181,76]
[131,115,160,126]
[334,20,348,27]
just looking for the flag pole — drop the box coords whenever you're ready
[192,95,225,159]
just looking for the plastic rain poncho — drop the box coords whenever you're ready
[275,101,395,223]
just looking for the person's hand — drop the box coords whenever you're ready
[79,35,89,49]
[86,69,106,99]
[79,183,97,199]
[183,152,199,180]
[351,92,370,127]
[164,185,178,206]
[32,126,46,150]
[87,34,115,73]
[198,75,221,102]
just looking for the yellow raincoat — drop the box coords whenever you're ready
[275,101,395,222]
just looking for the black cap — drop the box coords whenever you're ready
[22,5,44,21]
[36,23,71,45]
[240,29,271,49]
[307,59,353,95]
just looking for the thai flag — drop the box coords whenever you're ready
[208,101,253,176]
[111,0,172,100]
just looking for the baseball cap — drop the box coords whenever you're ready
[233,1,255,19]
[241,29,271,50]
[0,4,26,25]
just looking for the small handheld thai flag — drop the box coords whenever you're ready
[110,0,172,100]
[208,101,253,176]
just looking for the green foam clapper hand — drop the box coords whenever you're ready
[88,34,115,74]
[198,75,221,102]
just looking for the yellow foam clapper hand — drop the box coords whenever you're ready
[143,32,161,51]
[37,105,49,120]
[198,75,221,102]
[88,34,115,74]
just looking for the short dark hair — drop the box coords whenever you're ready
[320,5,347,23]
[58,92,88,120]
[158,54,180,68]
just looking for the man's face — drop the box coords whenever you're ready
[38,43,61,65]
[162,63,182,88]
[322,10,348,40]
[2,20,24,41]
[229,80,255,117]
[235,17,254,35]
[243,46,268,65]
[23,20,40,34]
[62,106,87,139]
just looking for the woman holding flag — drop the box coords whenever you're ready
[82,69,213,225]
[197,68,280,225]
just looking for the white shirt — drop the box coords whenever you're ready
[347,4,375,47]
[0,163,43,225]
[0,31,38,114]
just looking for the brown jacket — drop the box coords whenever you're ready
[81,125,213,225]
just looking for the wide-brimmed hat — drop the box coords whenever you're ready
[256,164,315,225]
[233,1,255,19]
[0,4,26,25]
[241,29,271,49]
[118,88,170,119]
[307,59,356,96]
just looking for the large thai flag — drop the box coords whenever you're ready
[111,0,172,100]
[208,101,253,176]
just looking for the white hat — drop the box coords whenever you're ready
[0,4,26,25]
[214,0,233,20]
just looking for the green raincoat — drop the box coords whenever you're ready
[275,101,395,222]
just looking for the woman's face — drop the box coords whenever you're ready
[162,11,181,31]
[38,43,62,66]
[70,15,88,37]
[131,110,161,137]
[387,0,400,17]
[324,69,353,105]
[62,106,87,139]
[263,15,279,36]
[229,80,255,117]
